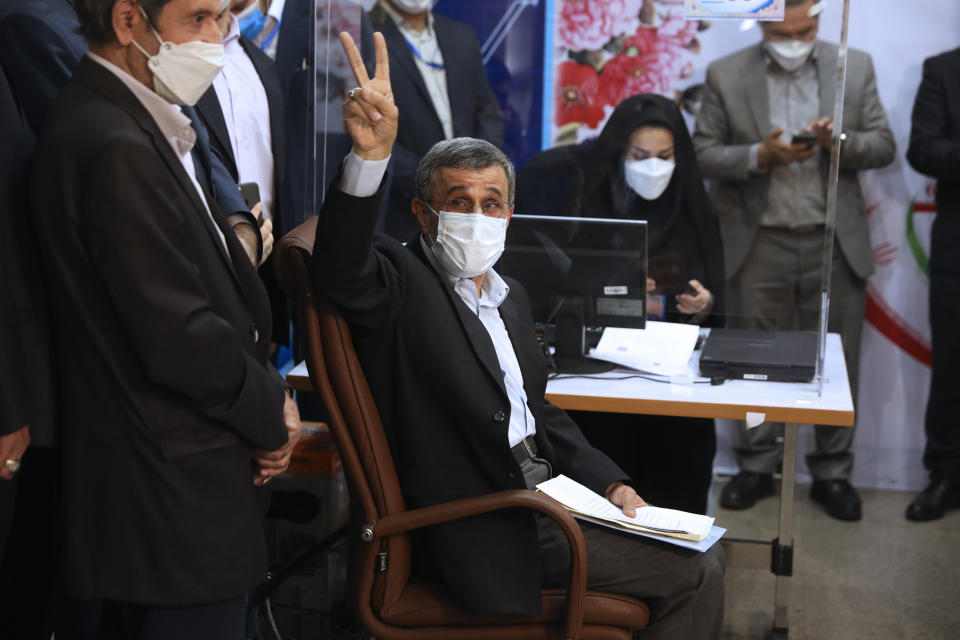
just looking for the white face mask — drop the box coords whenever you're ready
[764,39,815,72]
[392,0,433,14]
[624,158,676,201]
[428,208,507,279]
[132,8,225,106]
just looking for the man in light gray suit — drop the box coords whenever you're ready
[693,0,894,520]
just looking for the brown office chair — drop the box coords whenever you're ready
[276,217,651,640]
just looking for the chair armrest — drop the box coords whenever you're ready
[372,490,587,639]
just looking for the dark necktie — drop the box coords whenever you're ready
[181,105,215,200]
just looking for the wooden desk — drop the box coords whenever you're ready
[286,333,854,639]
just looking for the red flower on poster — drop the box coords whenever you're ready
[555,60,606,128]
[552,1,707,142]
[557,0,640,51]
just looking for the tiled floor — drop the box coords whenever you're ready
[715,478,960,639]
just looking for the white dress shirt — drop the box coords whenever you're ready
[380,1,454,140]
[341,152,537,448]
[213,15,276,221]
[87,52,228,254]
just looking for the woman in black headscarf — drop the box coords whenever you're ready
[580,93,724,323]
[517,94,723,514]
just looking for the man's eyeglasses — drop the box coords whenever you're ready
[431,198,511,218]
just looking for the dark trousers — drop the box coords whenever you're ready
[924,271,960,481]
[56,596,247,640]
[568,410,716,515]
[521,458,725,640]
[0,446,61,640]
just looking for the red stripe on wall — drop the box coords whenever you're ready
[864,288,932,367]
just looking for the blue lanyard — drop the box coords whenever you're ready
[404,37,444,71]
[261,19,281,50]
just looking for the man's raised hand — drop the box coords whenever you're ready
[339,31,397,161]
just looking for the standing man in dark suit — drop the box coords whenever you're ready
[313,32,724,639]
[693,0,895,520]
[0,2,89,637]
[198,1,291,348]
[905,47,960,521]
[0,60,61,640]
[31,0,301,636]
[0,5,270,633]
[369,0,504,240]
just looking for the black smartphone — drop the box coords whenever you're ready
[648,254,690,295]
[791,132,817,149]
[238,181,261,210]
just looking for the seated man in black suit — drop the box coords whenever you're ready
[313,32,725,640]
[368,0,504,240]
[30,0,301,636]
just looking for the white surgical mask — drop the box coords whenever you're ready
[764,39,815,72]
[132,8,225,106]
[624,158,676,201]
[392,0,434,14]
[428,208,507,279]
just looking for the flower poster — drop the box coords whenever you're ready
[547,0,706,146]
[683,0,784,20]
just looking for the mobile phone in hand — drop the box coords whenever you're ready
[238,181,261,210]
[790,133,817,149]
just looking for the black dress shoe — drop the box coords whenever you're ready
[720,471,775,510]
[810,479,862,521]
[905,478,960,522]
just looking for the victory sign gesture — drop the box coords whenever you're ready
[339,31,398,162]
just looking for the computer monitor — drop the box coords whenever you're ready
[499,214,648,373]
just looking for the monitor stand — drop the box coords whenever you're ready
[553,313,616,375]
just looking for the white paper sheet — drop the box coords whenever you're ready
[576,515,726,552]
[590,322,701,376]
[537,475,715,542]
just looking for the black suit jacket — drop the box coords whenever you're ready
[30,58,289,605]
[369,6,504,239]
[313,174,627,616]
[197,36,292,343]
[0,0,88,445]
[0,0,249,440]
[907,47,960,274]
[197,37,289,230]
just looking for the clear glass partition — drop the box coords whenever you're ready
[310,0,860,397]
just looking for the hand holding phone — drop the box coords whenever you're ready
[790,132,817,149]
[238,182,261,212]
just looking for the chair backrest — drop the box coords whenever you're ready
[275,218,411,616]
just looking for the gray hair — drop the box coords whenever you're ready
[415,138,516,205]
[76,0,175,45]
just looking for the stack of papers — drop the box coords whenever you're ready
[590,322,701,377]
[536,475,725,552]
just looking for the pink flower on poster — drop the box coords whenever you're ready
[598,27,684,105]
[555,61,606,128]
[556,0,640,51]
[551,1,708,142]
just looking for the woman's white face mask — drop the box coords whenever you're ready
[392,0,434,14]
[624,157,676,201]
[427,207,507,279]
